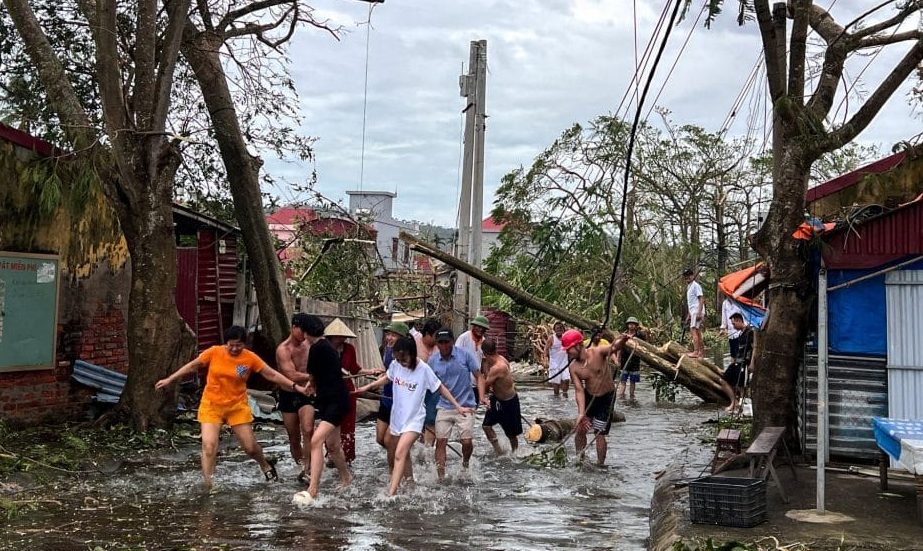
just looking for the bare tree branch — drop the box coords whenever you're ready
[825,39,923,150]
[217,0,294,33]
[787,0,811,104]
[755,0,786,102]
[861,29,923,48]
[806,4,850,120]
[134,0,158,128]
[851,0,918,40]
[152,0,193,134]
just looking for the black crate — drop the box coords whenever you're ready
[688,476,767,528]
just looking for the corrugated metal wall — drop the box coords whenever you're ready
[886,270,923,420]
[799,353,888,460]
[175,248,197,334]
[196,231,238,350]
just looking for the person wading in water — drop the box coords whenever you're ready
[479,339,523,455]
[563,329,629,466]
[155,325,308,488]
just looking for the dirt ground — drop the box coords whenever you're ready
[678,462,923,550]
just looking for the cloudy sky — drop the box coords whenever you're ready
[265,0,922,227]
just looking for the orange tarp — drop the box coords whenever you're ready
[718,264,767,309]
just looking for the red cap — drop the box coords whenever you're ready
[561,329,583,350]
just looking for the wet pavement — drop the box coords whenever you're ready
[2,381,714,550]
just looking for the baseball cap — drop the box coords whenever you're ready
[435,328,454,342]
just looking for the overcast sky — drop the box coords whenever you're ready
[264,0,923,227]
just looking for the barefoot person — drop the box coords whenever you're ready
[155,325,308,487]
[479,339,523,455]
[300,315,352,500]
[562,328,628,466]
[376,321,409,472]
[545,322,570,398]
[276,313,315,483]
[616,317,648,400]
[684,267,706,358]
[357,336,473,496]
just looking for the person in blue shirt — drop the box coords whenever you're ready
[428,327,482,481]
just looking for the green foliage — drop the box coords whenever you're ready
[673,538,810,551]
[524,445,568,468]
[650,372,680,402]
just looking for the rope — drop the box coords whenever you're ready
[601,0,683,330]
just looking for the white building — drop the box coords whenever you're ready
[346,190,418,272]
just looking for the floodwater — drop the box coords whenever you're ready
[2,382,715,550]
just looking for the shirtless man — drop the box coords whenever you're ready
[276,313,315,483]
[562,328,628,466]
[478,339,523,455]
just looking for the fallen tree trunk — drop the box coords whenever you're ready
[524,413,626,443]
[624,338,728,404]
[400,231,596,330]
[660,341,723,376]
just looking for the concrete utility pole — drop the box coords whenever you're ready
[453,39,487,334]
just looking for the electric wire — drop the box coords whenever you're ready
[602,0,684,330]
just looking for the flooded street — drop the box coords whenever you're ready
[3,382,714,550]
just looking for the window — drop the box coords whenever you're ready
[392,237,399,260]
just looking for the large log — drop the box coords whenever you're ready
[400,231,597,330]
[524,413,627,443]
[660,341,723,376]
[624,338,728,404]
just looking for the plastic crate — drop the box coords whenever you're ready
[688,476,766,528]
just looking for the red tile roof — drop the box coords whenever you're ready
[805,151,907,203]
[266,207,317,226]
[482,215,507,232]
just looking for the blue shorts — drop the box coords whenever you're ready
[424,391,439,426]
[620,370,640,383]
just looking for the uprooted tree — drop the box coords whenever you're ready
[698,0,923,433]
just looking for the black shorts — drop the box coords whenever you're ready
[277,390,315,414]
[723,363,746,388]
[377,401,393,424]
[482,394,523,437]
[585,390,615,435]
[315,393,349,426]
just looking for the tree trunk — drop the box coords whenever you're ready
[751,148,813,436]
[118,176,197,428]
[181,28,292,346]
[401,231,598,330]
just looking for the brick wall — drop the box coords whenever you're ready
[75,305,129,373]
[0,364,93,425]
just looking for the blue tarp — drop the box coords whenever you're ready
[728,298,767,330]
[827,258,923,355]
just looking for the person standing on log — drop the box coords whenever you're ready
[617,317,648,400]
[719,313,754,413]
[479,338,523,455]
[545,322,571,398]
[562,329,628,466]
[155,325,309,487]
[276,313,316,483]
[683,268,706,358]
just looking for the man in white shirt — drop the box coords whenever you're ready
[683,268,705,358]
[456,315,490,402]
[719,298,743,361]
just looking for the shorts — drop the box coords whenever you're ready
[584,390,615,435]
[377,402,392,424]
[277,390,315,414]
[315,393,349,426]
[435,408,475,440]
[198,398,252,427]
[723,363,746,389]
[620,370,641,384]
[424,391,439,426]
[549,361,571,384]
[482,394,523,437]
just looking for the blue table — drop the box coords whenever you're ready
[872,417,923,524]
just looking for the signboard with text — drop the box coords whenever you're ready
[0,252,59,371]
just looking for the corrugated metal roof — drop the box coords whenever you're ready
[823,198,923,269]
[799,353,888,460]
[806,151,907,203]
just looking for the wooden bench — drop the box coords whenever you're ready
[711,428,742,474]
[746,426,797,503]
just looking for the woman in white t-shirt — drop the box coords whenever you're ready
[357,336,473,496]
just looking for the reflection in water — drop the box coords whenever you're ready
[1,382,713,551]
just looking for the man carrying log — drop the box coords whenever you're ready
[562,329,628,466]
[479,339,523,455]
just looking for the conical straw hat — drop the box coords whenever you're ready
[324,318,356,338]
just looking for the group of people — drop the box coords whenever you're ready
[155,314,527,499]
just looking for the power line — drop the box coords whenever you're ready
[602,0,684,329]
[615,0,672,121]
[358,2,378,192]
[644,3,707,122]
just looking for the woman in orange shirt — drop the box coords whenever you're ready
[155,325,308,487]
